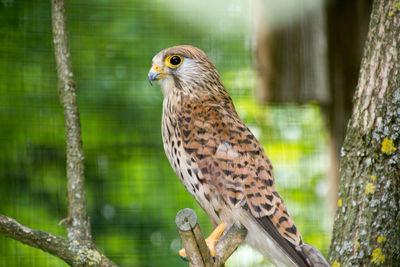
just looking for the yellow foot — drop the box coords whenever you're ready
[179,221,227,260]
[205,222,227,257]
[179,248,188,261]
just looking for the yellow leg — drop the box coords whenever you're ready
[205,221,227,257]
[179,221,227,259]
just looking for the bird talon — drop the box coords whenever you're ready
[205,237,216,257]
[180,255,189,262]
[178,222,226,261]
[179,248,188,261]
[205,221,226,257]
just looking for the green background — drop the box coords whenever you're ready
[0,0,331,266]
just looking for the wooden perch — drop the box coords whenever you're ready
[176,208,247,267]
[176,209,213,267]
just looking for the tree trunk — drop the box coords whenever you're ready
[0,1,117,265]
[329,0,400,266]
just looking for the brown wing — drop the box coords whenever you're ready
[178,97,311,266]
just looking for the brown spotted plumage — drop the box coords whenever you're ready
[148,45,325,266]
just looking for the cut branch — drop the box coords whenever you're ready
[176,208,247,267]
[176,209,213,267]
[51,0,88,241]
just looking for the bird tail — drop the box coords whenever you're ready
[252,214,313,267]
[253,215,329,267]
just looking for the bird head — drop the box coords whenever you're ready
[148,45,224,97]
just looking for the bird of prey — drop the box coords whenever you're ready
[148,45,327,267]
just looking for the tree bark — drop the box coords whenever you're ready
[329,0,400,266]
[52,0,89,242]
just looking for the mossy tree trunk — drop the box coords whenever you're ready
[329,0,400,266]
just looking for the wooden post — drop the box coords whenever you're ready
[176,209,213,267]
[175,208,247,267]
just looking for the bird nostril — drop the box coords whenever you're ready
[153,64,161,71]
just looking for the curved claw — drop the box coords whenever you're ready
[179,248,188,261]
[205,237,216,257]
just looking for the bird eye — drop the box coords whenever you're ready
[165,55,183,68]
[170,56,181,65]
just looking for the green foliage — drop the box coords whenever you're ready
[0,0,330,266]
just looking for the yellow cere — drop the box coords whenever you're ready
[371,175,376,181]
[332,260,340,267]
[152,64,161,72]
[381,138,397,155]
[377,236,386,243]
[337,198,342,208]
[151,64,165,80]
[365,182,375,195]
[371,248,385,265]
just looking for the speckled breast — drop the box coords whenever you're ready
[161,98,231,226]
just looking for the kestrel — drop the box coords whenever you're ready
[148,45,327,267]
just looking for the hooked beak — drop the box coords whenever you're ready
[148,64,164,86]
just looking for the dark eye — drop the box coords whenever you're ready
[170,56,181,66]
[165,55,183,68]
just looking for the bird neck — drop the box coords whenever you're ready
[162,90,182,117]
[162,86,238,119]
